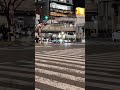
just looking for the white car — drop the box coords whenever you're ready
[64,40,71,43]
[112,30,120,41]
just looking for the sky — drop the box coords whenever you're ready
[73,0,85,8]
[72,0,85,12]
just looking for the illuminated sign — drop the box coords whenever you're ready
[59,0,67,3]
[51,0,67,3]
[50,0,73,4]
[76,7,85,16]
[50,3,71,10]
[50,12,67,16]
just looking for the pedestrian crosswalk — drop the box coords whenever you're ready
[1,47,119,89]
[86,41,120,45]
[35,48,85,90]
[0,59,34,90]
[86,52,120,89]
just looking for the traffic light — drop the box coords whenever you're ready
[44,16,49,20]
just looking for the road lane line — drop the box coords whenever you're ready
[35,63,84,74]
[36,54,85,61]
[35,56,84,64]
[87,82,120,89]
[0,86,20,90]
[35,59,84,68]
[0,77,33,86]
[0,71,34,78]
[35,68,85,82]
[0,65,34,72]
[35,76,85,90]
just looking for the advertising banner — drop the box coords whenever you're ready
[76,7,85,16]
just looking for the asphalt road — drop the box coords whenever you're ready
[35,47,85,90]
[0,49,35,90]
[35,43,85,53]
[0,43,85,90]
[0,41,120,90]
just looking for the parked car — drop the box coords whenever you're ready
[112,30,120,41]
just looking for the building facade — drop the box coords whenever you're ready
[85,0,98,37]
[98,0,120,37]
[75,7,85,42]
[35,0,77,41]
[36,0,74,22]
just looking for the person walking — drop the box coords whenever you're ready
[35,25,40,43]
[36,22,45,44]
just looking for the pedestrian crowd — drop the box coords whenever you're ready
[0,25,10,41]
[0,24,34,41]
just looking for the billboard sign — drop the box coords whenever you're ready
[50,3,71,10]
[76,7,85,16]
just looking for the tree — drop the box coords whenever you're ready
[0,0,25,29]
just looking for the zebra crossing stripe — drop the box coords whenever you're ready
[35,88,41,90]
[0,70,34,78]
[0,77,33,86]
[88,55,120,59]
[36,54,84,61]
[87,66,119,72]
[87,52,119,57]
[87,75,120,83]
[44,48,85,53]
[87,63,120,69]
[20,65,34,68]
[35,76,85,90]
[87,70,120,77]
[17,60,34,64]
[35,68,85,82]
[35,46,51,47]
[35,63,84,74]
[0,86,20,90]
[87,81,120,89]
[87,60,120,66]
[36,59,84,68]
[44,52,85,56]
[44,50,85,55]
[47,51,83,55]
[0,62,12,64]
[35,56,83,64]
[36,53,85,58]
[86,51,120,89]
[0,60,34,89]
[0,65,34,72]
[35,48,85,90]
[36,50,85,56]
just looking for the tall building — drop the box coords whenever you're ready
[98,0,113,37]
[36,0,76,41]
[85,0,98,37]
[36,0,73,21]
[36,0,75,31]
[75,7,85,42]
[112,0,120,30]
[98,0,120,37]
